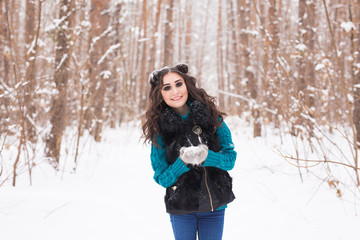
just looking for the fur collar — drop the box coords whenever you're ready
[159,100,211,134]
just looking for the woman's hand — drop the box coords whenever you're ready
[179,144,208,165]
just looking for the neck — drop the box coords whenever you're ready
[174,104,189,116]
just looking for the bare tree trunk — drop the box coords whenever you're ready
[10,0,19,63]
[24,0,42,143]
[149,0,162,71]
[12,115,25,186]
[353,4,360,148]
[323,0,339,126]
[295,0,315,136]
[323,0,359,185]
[306,2,316,109]
[1,1,16,139]
[73,83,84,172]
[238,0,260,137]
[259,0,268,93]
[252,0,269,127]
[3,0,19,85]
[227,0,241,95]
[46,0,75,166]
[112,2,129,125]
[350,1,360,185]
[225,0,242,115]
[217,0,225,110]
[297,0,306,99]
[164,0,174,66]
[267,0,280,126]
[196,0,210,81]
[184,0,192,64]
[139,0,148,110]
[176,0,182,62]
[87,0,111,142]
[106,3,123,128]
[0,0,9,134]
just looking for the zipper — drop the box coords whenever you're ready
[203,166,214,211]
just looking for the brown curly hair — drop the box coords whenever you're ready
[141,63,226,145]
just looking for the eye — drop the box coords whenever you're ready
[163,86,171,91]
[176,82,183,87]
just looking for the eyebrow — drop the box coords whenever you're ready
[163,79,182,86]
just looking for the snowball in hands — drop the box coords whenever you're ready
[179,144,208,165]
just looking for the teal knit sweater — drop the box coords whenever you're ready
[150,112,237,211]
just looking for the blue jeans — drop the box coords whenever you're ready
[170,209,225,240]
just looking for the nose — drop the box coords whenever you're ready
[171,87,179,94]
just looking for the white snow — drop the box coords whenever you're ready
[315,63,325,71]
[97,43,121,65]
[55,54,68,72]
[246,66,255,73]
[296,43,307,52]
[81,20,91,28]
[45,16,68,32]
[100,70,112,79]
[0,118,359,240]
[341,22,356,33]
[180,144,208,165]
[138,37,150,42]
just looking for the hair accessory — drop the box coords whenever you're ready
[175,63,188,74]
[149,70,160,87]
[149,64,188,87]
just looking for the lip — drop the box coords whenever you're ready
[171,96,182,101]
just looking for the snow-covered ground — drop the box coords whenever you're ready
[1,117,359,240]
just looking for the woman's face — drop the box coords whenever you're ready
[161,72,188,113]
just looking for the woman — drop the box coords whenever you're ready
[142,63,237,240]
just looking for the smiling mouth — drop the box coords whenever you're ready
[172,96,182,101]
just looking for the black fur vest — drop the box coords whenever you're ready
[158,100,235,215]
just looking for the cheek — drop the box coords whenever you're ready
[160,90,169,101]
[182,86,188,95]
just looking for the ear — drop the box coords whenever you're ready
[175,63,188,74]
[149,70,160,86]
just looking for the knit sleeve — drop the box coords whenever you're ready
[150,134,190,188]
[202,120,237,171]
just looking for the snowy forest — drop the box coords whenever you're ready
[1,0,360,239]
[2,0,359,187]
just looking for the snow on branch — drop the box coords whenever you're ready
[90,26,113,52]
[55,54,68,72]
[340,22,356,32]
[217,90,277,115]
[97,43,121,65]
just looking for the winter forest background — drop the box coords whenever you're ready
[1,0,360,238]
